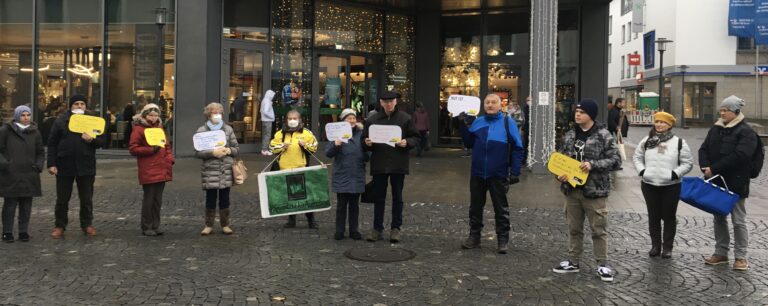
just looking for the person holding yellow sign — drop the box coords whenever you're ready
[551,99,620,282]
[47,95,105,238]
[129,104,174,237]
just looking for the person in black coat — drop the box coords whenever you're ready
[699,95,759,271]
[0,106,45,242]
[607,98,629,138]
[361,91,419,243]
[47,95,105,238]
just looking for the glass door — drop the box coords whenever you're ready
[221,39,270,150]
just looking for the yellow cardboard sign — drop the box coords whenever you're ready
[68,114,106,136]
[144,128,166,146]
[547,152,590,187]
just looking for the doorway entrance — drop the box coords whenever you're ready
[312,52,383,140]
[221,39,271,151]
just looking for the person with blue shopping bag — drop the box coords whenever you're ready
[699,95,760,271]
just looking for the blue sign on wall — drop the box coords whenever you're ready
[729,0,756,37]
[756,0,768,44]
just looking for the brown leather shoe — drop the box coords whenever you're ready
[51,227,64,239]
[83,226,96,236]
[733,259,749,271]
[704,255,729,265]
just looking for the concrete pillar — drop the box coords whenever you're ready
[415,11,441,145]
[528,0,558,174]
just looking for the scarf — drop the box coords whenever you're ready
[15,122,30,130]
[206,120,223,131]
[645,130,674,149]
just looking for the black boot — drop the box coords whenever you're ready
[284,215,297,228]
[662,222,676,259]
[649,224,661,257]
[306,213,318,229]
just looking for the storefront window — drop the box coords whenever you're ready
[0,0,33,124]
[314,1,383,53]
[104,0,175,149]
[484,12,529,57]
[272,0,312,128]
[223,0,269,41]
[385,14,415,110]
[555,11,579,146]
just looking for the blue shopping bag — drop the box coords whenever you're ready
[680,175,741,216]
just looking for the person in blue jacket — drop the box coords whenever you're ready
[325,108,366,240]
[458,94,524,254]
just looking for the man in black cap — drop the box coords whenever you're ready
[47,94,105,238]
[551,99,620,282]
[362,91,419,243]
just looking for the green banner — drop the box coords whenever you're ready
[258,165,331,218]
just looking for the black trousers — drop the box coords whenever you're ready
[641,182,681,250]
[468,176,510,242]
[335,193,360,234]
[3,197,33,234]
[141,182,166,231]
[372,174,405,231]
[55,175,95,229]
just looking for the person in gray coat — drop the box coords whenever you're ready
[194,102,240,236]
[0,105,45,242]
[633,111,693,259]
[325,109,366,240]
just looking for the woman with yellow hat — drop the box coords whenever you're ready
[632,111,694,258]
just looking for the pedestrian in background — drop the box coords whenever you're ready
[552,99,620,282]
[608,98,629,138]
[195,102,239,236]
[0,105,44,242]
[699,95,759,271]
[325,109,366,240]
[47,95,105,238]
[261,90,276,156]
[458,94,524,254]
[271,109,320,229]
[413,103,430,157]
[633,111,693,258]
[129,103,174,236]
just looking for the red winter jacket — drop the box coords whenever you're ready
[129,119,174,185]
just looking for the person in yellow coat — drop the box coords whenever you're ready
[270,109,319,228]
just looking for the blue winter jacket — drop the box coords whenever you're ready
[325,127,367,193]
[461,112,524,179]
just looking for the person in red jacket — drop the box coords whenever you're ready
[129,103,174,236]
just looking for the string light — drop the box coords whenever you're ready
[527,0,558,170]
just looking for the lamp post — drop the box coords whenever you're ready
[655,37,673,111]
[155,8,167,105]
[679,65,689,128]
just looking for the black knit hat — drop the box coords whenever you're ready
[575,99,599,120]
[69,94,87,108]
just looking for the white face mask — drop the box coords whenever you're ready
[210,114,222,123]
[72,109,85,115]
[287,119,299,128]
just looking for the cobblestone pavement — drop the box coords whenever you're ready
[1,149,767,305]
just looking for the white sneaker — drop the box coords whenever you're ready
[552,260,580,273]
[261,150,273,156]
[596,266,614,282]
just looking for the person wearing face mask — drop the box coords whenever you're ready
[270,110,320,228]
[633,112,693,259]
[129,104,174,236]
[0,105,44,242]
[195,102,240,236]
[325,109,366,240]
[47,95,105,238]
[458,94,524,254]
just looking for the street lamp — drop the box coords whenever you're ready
[155,8,168,105]
[679,65,689,128]
[655,37,673,111]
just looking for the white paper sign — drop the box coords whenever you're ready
[369,124,402,147]
[538,91,550,106]
[193,130,227,151]
[447,95,481,117]
[325,122,353,143]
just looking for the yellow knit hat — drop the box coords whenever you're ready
[654,111,676,126]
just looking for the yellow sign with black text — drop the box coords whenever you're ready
[547,152,589,187]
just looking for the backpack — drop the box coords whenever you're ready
[751,131,765,179]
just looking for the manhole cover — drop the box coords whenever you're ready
[344,247,416,262]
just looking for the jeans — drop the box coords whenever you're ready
[641,182,680,250]
[714,198,749,259]
[205,188,231,210]
[55,175,95,229]
[372,174,405,231]
[564,190,609,266]
[261,121,273,151]
[141,182,166,231]
[468,176,510,242]
[2,197,33,234]
[335,193,360,234]
[416,130,429,156]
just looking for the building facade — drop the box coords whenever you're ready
[1,0,610,156]
[608,0,768,126]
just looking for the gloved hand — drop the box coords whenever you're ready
[508,176,520,185]
[639,169,645,177]
[671,171,679,180]
[153,146,162,153]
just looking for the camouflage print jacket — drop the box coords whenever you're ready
[558,123,621,198]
